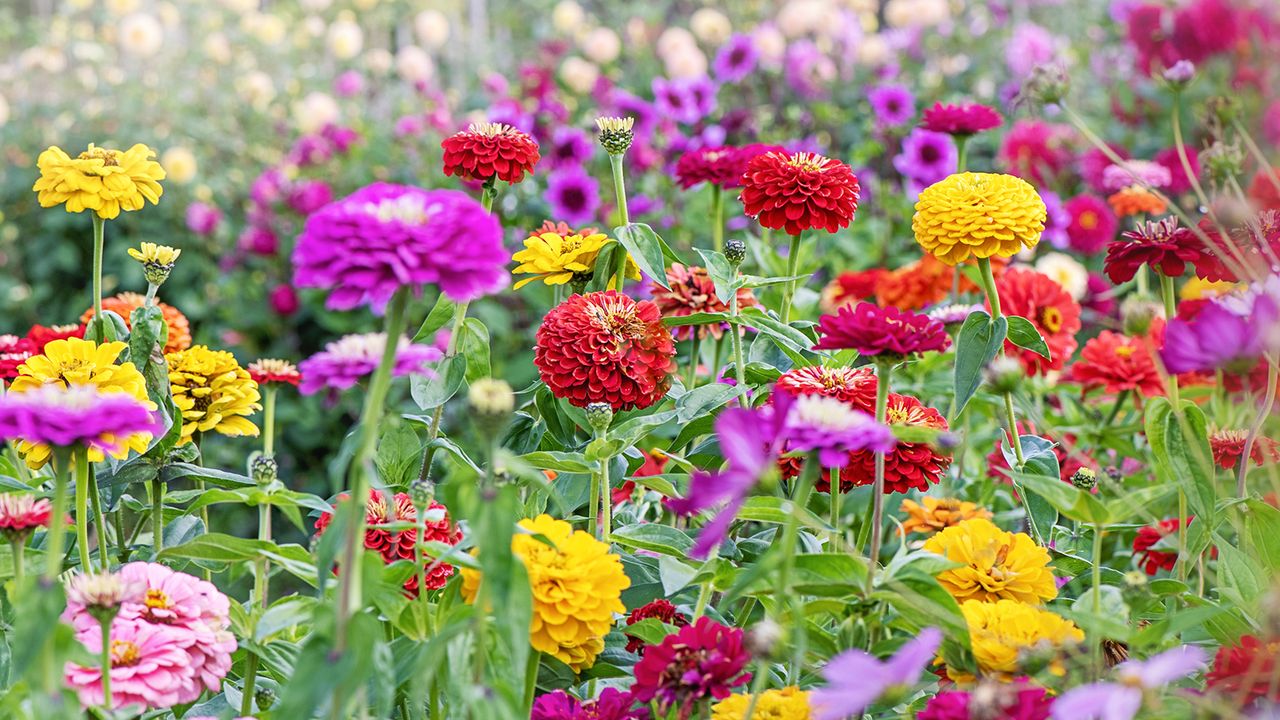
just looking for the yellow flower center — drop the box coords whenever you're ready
[144,588,170,610]
[1040,307,1063,333]
[79,146,120,166]
[111,639,141,667]
[786,152,831,173]
[1114,345,1135,358]
[1079,211,1098,230]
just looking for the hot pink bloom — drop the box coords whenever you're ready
[64,618,198,710]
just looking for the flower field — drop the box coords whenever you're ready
[2,0,1280,718]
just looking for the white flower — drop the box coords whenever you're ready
[414,9,450,48]
[559,56,599,94]
[690,8,732,44]
[292,91,339,134]
[777,0,832,37]
[238,71,276,110]
[203,33,231,64]
[551,1,585,33]
[364,48,394,75]
[656,27,697,57]
[754,25,787,67]
[581,27,621,64]
[396,45,435,83]
[885,0,951,28]
[119,12,163,57]
[1035,252,1089,300]
[663,47,708,79]
[327,13,364,59]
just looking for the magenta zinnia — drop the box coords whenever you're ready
[298,333,441,395]
[921,102,1004,137]
[0,384,160,456]
[813,302,951,358]
[631,616,752,715]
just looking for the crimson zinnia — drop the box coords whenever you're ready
[1069,331,1164,397]
[651,263,759,340]
[624,598,690,654]
[631,617,751,715]
[991,268,1081,375]
[1206,635,1280,706]
[838,393,951,494]
[441,122,541,184]
[813,302,951,358]
[739,151,860,235]
[920,101,1004,137]
[1133,516,1190,576]
[1210,429,1280,470]
[775,366,877,410]
[534,291,677,411]
[1104,217,1220,283]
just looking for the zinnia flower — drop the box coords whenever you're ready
[813,302,951,358]
[900,497,992,536]
[873,256,967,312]
[63,618,197,710]
[293,183,508,312]
[624,598,690,654]
[712,34,758,83]
[1206,635,1280,706]
[1064,194,1119,254]
[631,616,752,714]
[959,599,1084,680]
[894,129,958,189]
[739,151,860,236]
[165,346,260,445]
[820,269,885,312]
[1107,187,1167,217]
[811,628,941,720]
[651,263,759,340]
[1102,160,1172,192]
[1210,429,1280,470]
[1070,331,1164,397]
[835,394,950,495]
[912,173,1046,266]
[25,324,84,353]
[34,143,165,219]
[923,518,1057,604]
[81,292,192,353]
[674,146,746,189]
[8,339,156,468]
[298,333,441,395]
[0,384,160,462]
[997,121,1072,186]
[461,514,630,672]
[246,358,302,387]
[127,242,181,287]
[1133,517,1190,575]
[1051,646,1207,720]
[534,291,677,411]
[919,681,1053,720]
[775,366,877,411]
[0,494,54,541]
[0,335,33,383]
[1160,296,1279,375]
[440,121,540,184]
[921,102,1004,137]
[712,686,810,719]
[991,268,1082,375]
[512,221,638,289]
[868,84,916,127]
[65,571,142,611]
[783,394,898,468]
[531,688,645,720]
[1105,217,1221,285]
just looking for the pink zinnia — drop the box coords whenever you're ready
[1064,194,1119,254]
[998,120,1073,185]
[813,302,951,357]
[631,617,752,713]
[920,102,1004,136]
[1,334,34,382]
[297,333,441,395]
[0,384,161,454]
[64,618,198,710]
[1154,146,1200,196]
[0,494,54,539]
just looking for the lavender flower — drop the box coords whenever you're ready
[713,33,759,83]
[652,76,716,125]
[185,202,222,236]
[869,84,917,127]
[784,395,897,467]
[1042,190,1070,249]
[544,166,601,225]
[297,333,441,395]
[811,628,943,720]
[610,90,658,138]
[292,183,508,313]
[1102,160,1173,192]
[0,384,161,453]
[892,129,956,187]
[1051,646,1208,720]
[784,40,835,100]
[1160,295,1280,374]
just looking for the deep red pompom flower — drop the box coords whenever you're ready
[1206,635,1280,706]
[1105,217,1221,284]
[1070,331,1164,397]
[674,146,743,190]
[650,263,759,340]
[739,151,860,235]
[315,491,461,596]
[441,122,540,184]
[0,335,33,383]
[991,268,1082,375]
[813,302,951,358]
[1210,429,1280,470]
[631,616,752,713]
[837,394,951,494]
[624,599,690,654]
[920,102,1004,137]
[25,323,85,353]
[535,291,677,411]
[1133,516,1190,576]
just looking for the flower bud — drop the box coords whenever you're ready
[1019,64,1069,107]
[1204,96,1241,127]
[469,377,515,418]
[1123,570,1148,589]
[66,572,139,625]
[724,238,747,267]
[1070,467,1097,491]
[249,452,278,487]
[1120,297,1163,336]
[1104,465,1124,485]
[255,686,277,710]
[127,242,182,288]
[1201,141,1244,185]
[409,477,435,508]
[984,355,1024,395]
[1161,60,1195,87]
[595,116,635,155]
[585,402,614,434]
[745,618,783,658]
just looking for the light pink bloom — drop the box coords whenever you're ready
[64,619,197,710]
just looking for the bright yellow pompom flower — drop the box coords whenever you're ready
[511,224,640,289]
[923,517,1057,605]
[957,599,1084,681]
[460,514,630,672]
[712,686,811,719]
[165,346,261,444]
[9,338,156,468]
[34,143,165,219]
[911,172,1046,266]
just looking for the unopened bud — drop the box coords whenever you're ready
[469,377,515,418]
[595,116,635,155]
[1204,96,1241,128]
[1123,570,1148,589]
[585,402,614,434]
[724,239,747,268]
[1201,141,1244,185]
[409,477,435,508]
[255,686,276,710]
[745,618,783,658]
[1019,64,1069,107]
[250,453,278,487]
[1161,60,1195,87]
[1070,467,1097,491]
[984,355,1024,395]
[1120,297,1163,336]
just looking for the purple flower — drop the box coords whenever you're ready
[869,84,916,127]
[333,69,364,97]
[297,333,441,396]
[1051,646,1207,720]
[287,179,333,216]
[1160,296,1280,374]
[1007,23,1061,78]
[610,90,658,138]
[544,167,601,225]
[1041,190,1070,249]
[292,183,508,313]
[250,168,289,207]
[1102,160,1172,191]
[531,688,645,720]
[239,226,278,256]
[185,202,222,236]
[893,129,956,186]
[784,394,897,467]
[713,33,758,83]
[0,384,161,453]
[322,124,360,153]
[546,127,594,169]
[811,628,943,720]
[785,40,835,100]
[289,135,335,167]
[652,76,716,125]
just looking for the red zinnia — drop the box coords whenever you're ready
[1070,331,1164,398]
[1105,217,1220,284]
[1064,194,1119,254]
[631,617,752,713]
[651,264,759,340]
[1248,170,1280,211]
[534,291,677,411]
[623,599,690,654]
[1199,212,1280,283]
[0,335,33,383]
[1210,429,1280,470]
[315,491,461,596]
[674,146,745,190]
[0,494,54,540]
[775,366,877,411]
[920,102,1004,136]
[739,151,860,235]
[1133,516,1191,576]
[991,268,1081,375]
[247,358,303,387]
[25,323,84,353]
[1206,635,1280,706]
[836,394,950,494]
[613,449,669,505]
[998,120,1073,185]
[441,122,540,184]
[814,302,951,358]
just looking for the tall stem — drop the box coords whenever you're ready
[1238,360,1279,497]
[1091,522,1104,675]
[91,215,106,338]
[866,365,892,595]
[1159,273,1181,406]
[828,465,842,551]
[955,136,969,173]
[11,539,24,587]
[1171,93,1212,212]
[74,452,91,571]
[417,299,471,483]
[88,466,107,572]
[780,234,804,323]
[522,651,541,716]
[151,477,164,556]
[685,333,702,390]
[777,456,815,684]
[45,452,70,579]
[977,258,1025,468]
[262,386,278,457]
[99,619,112,709]
[728,282,749,402]
[609,154,632,289]
[1233,117,1280,198]
[336,288,410,652]
[710,185,724,253]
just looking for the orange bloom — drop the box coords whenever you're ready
[81,292,192,353]
[1107,187,1167,217]
[900,496,992,536]
[1070,330,1165,397]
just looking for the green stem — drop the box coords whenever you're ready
[955,136,969,173]
[11,539,24,588]
[588,455,600,538]
[1091,522,1104,675]
[828,465,842,551]
[256,501,271,609]
[241,652,259,715]
[1171,93,1212,211]
[692,580,712,620]
[740,658,771,720]
[977,258,1025,468]
[1233,117,1280,198]
[729,282,748,402]
[1177,488,1189,583]
[75,452,91,571]
[151,477,164,557]
[99,618,112,709]
[263,386,278,457]
[336,287,411,652]
[710,185,724,253]
[417,300,471,483]
[866,366,892,595]
[780,234,804,324]
[522,651,541,716]
[1102,390,1130,427]
[609,154,631,290]
[778,456,816,684]
[91,215,105,339]
[87,466,107,572]
[597,439,612,543]
[1159,273,1181,406]
[1238,360,1279,497]
[685,333,702,390]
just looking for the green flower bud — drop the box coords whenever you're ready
[249,452,277,488]
[595,116,635,155]
[984,355,1024,395]
[585,402,614,434]
[1070,467,1098,491]
[724,239,747,268]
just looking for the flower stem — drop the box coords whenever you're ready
[1102,389,1130,427]
[780,234,804,324]
[88,466,107,572]
[1238,360,1279,497]
[417,299,470,483]
[595,427,612,543]
[241,652,259,716]
[74,451,91,571]
[1177,487,1189,583]
[609,154,632,290]
[710,185,724,253]
[45,452,70,580]
[778,456,815,684]
[1171,93,1212,213]
[728,288,749,402]
[263,386,278,457]
[91,215,106,339]
[11,539,24,587]
[1232,117,1280,198]
[99,618,112,709]
[692,580,712,620]
[151,477,164,557]
[866,364,892,595]
[686,333,701,390]
[1158,273,1181,406]
[955,136,969,173]
[1091,522,1104,675]
[828,465,842,551]
[522,651,541,716]
[336,287,410,653]
[977,258,1026,468]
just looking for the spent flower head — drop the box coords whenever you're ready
[469,378,515,418]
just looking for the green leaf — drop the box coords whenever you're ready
[410,353,466,410]
[517,451,594,473]
[694,247,739,301]
[458,318,491,382]
[1014,435,1061,543]
[1214,534,1268,610]
[674,383,738,424]
[1145,398,1216,527]
[611,523,694,557]
[1242,499,1280,572]
[743,553,868,596]
[614,223,669,289]
[624,617,681,646]
[737,496,832,532]
[412,293,457,342]
[952,312,1007,418]
[663,311,733,328]
[1005,316,1050,359]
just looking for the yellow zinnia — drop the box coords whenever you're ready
[900,497,992,536]
[128,242,182,286]
[9,338,156,468]
[711,686,811,719]
[460,514,630,672]
[165,346,261,444]
[511,222,640,289]
[957,599,1084,681]
[923,518,1057,605]
[33,143,165,219]
[911,172,1046,266]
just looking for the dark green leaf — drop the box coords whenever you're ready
[694,247,738,301]
[410,353,467,410]
[952,311,1007,418]
[412,294,457,342]
[614,223,669,290]
[1005,315,1050,359]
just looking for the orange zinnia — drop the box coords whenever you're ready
[81,292,192,353]
[900,496,992,536]
[1107,186,1167,217]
